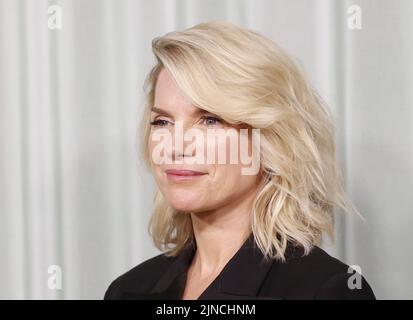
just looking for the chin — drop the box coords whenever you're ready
[162,187,199,207]
[165,193,206,212]
[168,199,202,212]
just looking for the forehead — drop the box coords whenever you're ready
[153,68,202,115]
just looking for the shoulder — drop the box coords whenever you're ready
[104,252,173,300]
[264,245,376,299]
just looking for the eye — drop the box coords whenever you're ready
[150,118,172,127]
[201,115,222,126]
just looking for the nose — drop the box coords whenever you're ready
[166,122,196,162]
[169,143,193,162]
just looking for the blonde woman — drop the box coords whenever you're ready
[104,21,375,300]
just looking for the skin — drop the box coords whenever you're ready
[148,68,263,299]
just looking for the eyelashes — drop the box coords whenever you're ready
[149,119,171,126]
[201,116,222,126]
[150,115,223,127]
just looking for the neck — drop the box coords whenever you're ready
[189,186,258,277]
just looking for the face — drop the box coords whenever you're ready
[148,68,262,213]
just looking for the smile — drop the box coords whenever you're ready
[165,169,207,182]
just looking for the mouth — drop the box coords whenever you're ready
[165,169,207,182]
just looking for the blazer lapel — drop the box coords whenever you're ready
[198,233,279,299]
[121,233,288,300]
[121,240,197,300]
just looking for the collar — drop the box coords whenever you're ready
[122,232,298,299]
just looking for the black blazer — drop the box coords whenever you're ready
[104,233,375,300]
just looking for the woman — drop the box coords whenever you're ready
[104,21,375,300]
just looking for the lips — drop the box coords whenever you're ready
[165,169,207,181]
[165,169,206,175]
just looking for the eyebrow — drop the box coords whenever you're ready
[151,106,210,117]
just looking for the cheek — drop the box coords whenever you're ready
[205,129,239,164]
[211,165,241,190]
[148,136,161,177]
[148,139,155,155]
[205,129,258,193]
[148,129,171,165]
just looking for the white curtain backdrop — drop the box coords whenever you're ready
[1,0,412,299]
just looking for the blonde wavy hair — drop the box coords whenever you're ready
[139,21,361,261]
